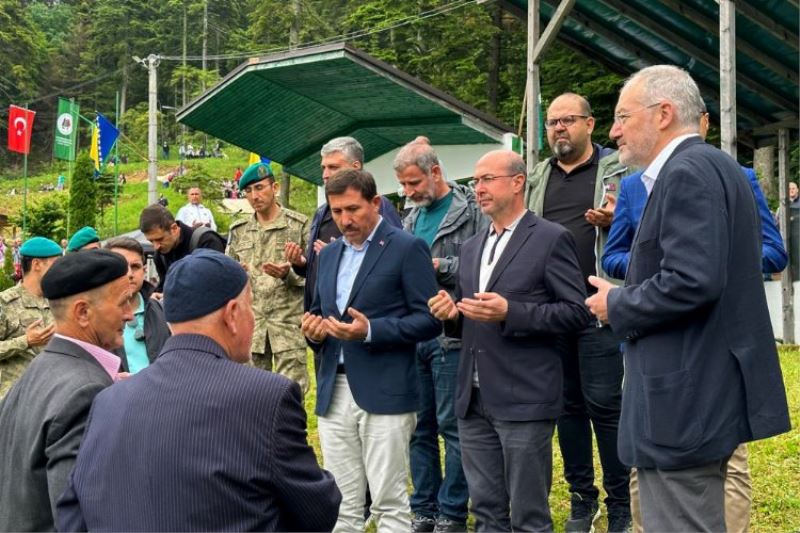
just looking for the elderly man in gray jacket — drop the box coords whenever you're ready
[395,137,487,533]
[0,250,133,531]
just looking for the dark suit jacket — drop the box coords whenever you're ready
[57,334,341,532]
[311,220,441,416]
[608,137,791,470]
[450,210,591,421]
[0,336,113,531]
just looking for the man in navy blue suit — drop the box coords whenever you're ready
[286,136,402,315]
[57,249,340,532]
[302,168,441,533]
[586,65,790,532]
[601,107,788,533]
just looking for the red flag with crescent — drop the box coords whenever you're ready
[7,105,36,154]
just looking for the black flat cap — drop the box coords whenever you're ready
[164,249,248,323]
[41,249,129,300]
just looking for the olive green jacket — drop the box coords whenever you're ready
[526,146,629,282]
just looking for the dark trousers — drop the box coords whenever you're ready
[557,325,630,513]
[458,388,555,532]
[638,458,729,532]
[410,339,469,522]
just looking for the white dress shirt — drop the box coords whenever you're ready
[478,211,527,292]
[175,203,217,231]
[641,133,700,196]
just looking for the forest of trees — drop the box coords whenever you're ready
[0,0,626,175]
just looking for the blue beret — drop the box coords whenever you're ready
[67,226,100,252]
[163,249,249,323]
[41,249,129,300]
[19,237,62,258]
[239,162,273,190]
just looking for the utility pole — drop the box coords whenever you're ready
[281,0,301,207]
[202,0,209,152]
[182,3,187,108]
[202,0,208,91]
[134,54,161,205]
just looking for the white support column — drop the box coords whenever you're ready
[526,0,541,174]
[719,0,737,159]
[777,128,795,343]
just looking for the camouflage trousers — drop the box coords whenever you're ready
[251,345,309,397]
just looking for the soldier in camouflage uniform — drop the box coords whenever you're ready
[0,237,62,398]
[226,163,310,395]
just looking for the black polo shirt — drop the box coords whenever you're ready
[542,147,599,293]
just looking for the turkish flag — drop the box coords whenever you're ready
[7,105,36,155]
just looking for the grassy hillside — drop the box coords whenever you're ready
[0,148,319,239]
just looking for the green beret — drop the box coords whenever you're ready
[239,162,273,190]
[19,237,62,258]
[41,249,129,300]
[67,226,100,252]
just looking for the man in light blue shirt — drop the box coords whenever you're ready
[302,169,441,533]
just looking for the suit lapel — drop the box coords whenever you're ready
[485,211,536,292]
[625,137,701,284]
[344,221,391,310]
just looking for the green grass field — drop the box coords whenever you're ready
[0,148,319,239]
[303,346,800,532]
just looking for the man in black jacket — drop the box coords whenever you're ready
[139,204,226,293]
[105,237,171,373]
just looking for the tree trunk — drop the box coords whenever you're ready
[487,5,502,115]
[119,63,128,125]
[754,145,776,200]
[281,0,302,207]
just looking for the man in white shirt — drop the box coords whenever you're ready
[176,187,217,230]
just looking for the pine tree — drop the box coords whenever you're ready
[69,151,97,231]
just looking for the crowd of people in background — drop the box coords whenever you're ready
[0,64,795,533]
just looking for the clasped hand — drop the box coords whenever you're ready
[428,290,508,322]
[301,308,369,342]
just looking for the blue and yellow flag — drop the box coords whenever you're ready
[89,112,120,174]
[248,152,271,166]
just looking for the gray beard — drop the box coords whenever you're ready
[553,140,578,162]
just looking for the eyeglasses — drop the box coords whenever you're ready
[613,102,662,125]
[544,115,589,129]
[469,174,519,188]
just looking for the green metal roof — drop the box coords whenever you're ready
[176,43,512,185]
[501,0,799,147]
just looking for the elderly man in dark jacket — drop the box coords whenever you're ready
[0,250,133,531]
[58,250,340,532]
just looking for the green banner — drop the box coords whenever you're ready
[54,97,79,161]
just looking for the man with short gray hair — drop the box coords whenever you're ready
[395,138,484,533]
[586,64,790,532]
[286,136,403,353]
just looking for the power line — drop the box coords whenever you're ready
[161,0,480,62]
[27,67,127,105]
